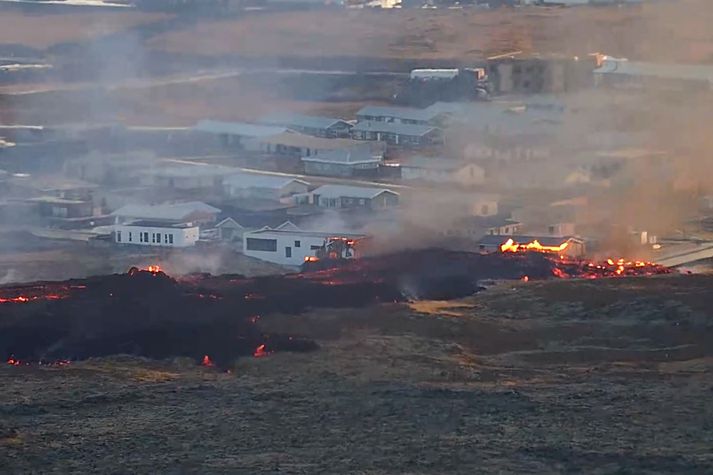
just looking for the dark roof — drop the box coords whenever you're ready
[356,105,445,122]
[478,234,582,247]
[261,113,352,131]
[352,121,439,137]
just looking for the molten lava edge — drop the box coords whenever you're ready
[0,250,670,367]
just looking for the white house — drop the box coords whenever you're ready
[399,156,485,185]
[223,173,310,201]
[243,222,366,266]
[114,220,200,248]
[111,201,221,226]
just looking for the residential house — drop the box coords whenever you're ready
[27,196,94,219]
[111,201,221,226]
[398,156,485,185]
[356,105,447,126]
[243,222,366,266]
[114,221,199,248]
[194,120,288,149]
[144,164,237,191]
[223,173,310,201]
[310,184,399,210]
[302,145,383,177]
[261,113,353,138]
[351,121,443,146]
[245,132,362,157]
[214,217,246,242]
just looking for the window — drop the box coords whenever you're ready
[168,234,174,244]
[246,238,277,252]
[155,233,161,243]
[285,246,292,258]
[129,232,132,242]
[310,245,321,250]
[359,199,366,205]
[116,231,122,242]
[165,234,169,244]
[143,232,149,243]
[294,240,301,248]
[139,232,143,243]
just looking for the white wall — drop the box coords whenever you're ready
[114,224,199,247]
[243,232,331,266]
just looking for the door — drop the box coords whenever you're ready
[285,246,292,258]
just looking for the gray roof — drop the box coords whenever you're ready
[224,172,309,190]
[312,184,398,200]
[111,201,221,221]
[247,227,366,239]
[194,120,287,138]
[356,105,445,122]
[302,146,381,165]
[595,57,713,83]
[261,113,351,131]
[151,164,238,178]
[352,121,439,137]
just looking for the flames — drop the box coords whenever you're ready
[6,355,71,367]
[147,265,162,274]
[500,238,569,254]
[253,344,269,358]
[304,256,319,263]
[201,355,214,367]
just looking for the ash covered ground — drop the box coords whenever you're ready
[2,274,712,473]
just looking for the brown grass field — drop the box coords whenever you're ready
[148,0,713,63]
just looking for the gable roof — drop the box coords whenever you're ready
[352,121,439,137]
[254,131,359,150]
[312,184,398,200]
[261,113,352,131]
[215,217,244,229]
[111,201,221,221]
[194,120,288,138]
[302,146,382,165]
[224,172,309,190]
[356,105,445,122]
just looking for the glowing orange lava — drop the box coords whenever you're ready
[147,265,162,274]
[201,355,214,367]
[253,344,269,358]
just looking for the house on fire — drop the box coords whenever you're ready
[351,121,443,147]
[243,221,366,267]
[223,173,310,201]
[477,234,586,258]
[260,113,353,138]
[301,145,383,178]
[308,184,399,210]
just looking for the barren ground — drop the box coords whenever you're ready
[2,275,712,473]
[148,1,713,64]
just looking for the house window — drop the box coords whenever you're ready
[128,232,132,242]
[359,199,366,205]
[285,246,292,258]
[294,240,301,248]
[143,232,149,243]
[246,238,278,252]
[164,234,169,244]
[310,245,321,250]
[116,231,122,242]
[168,234,174,244]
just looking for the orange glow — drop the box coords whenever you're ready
[304,256,319,262]
[500,238,569,254]
[201,355,214,367]
[0,294,64,304]
[521,275,529,282]
[7,356,21,366]
[147,265,161,274]
[253,344,269,358]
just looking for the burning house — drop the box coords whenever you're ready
[478,234,586,258]
[242,221,366,266]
